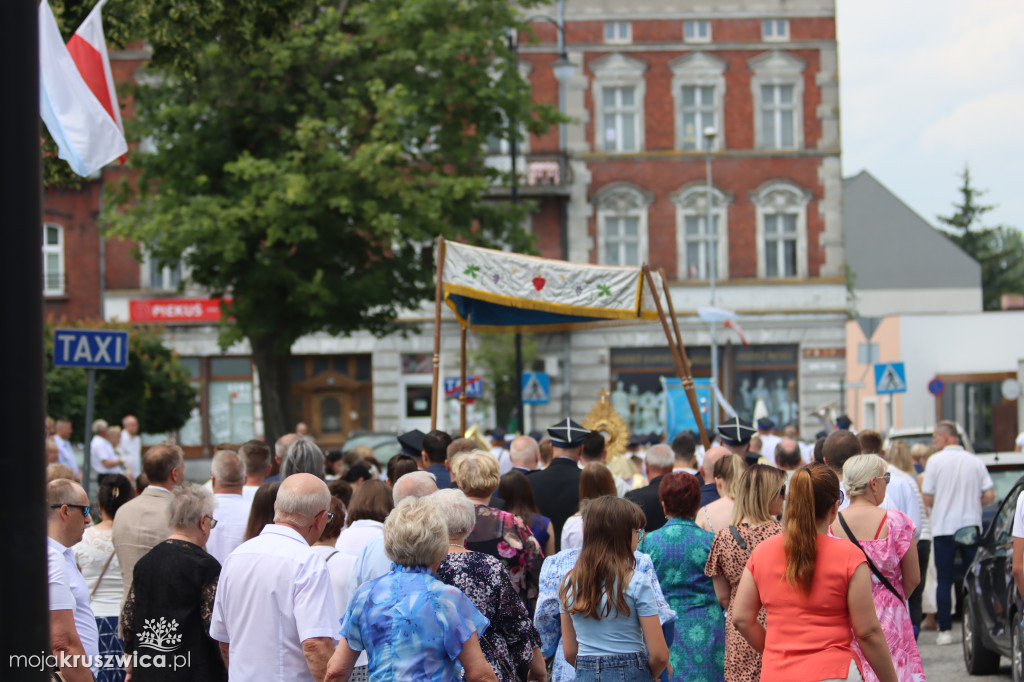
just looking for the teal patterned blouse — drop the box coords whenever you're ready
[641,517,726,682]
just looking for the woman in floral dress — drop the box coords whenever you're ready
[434,489,546,681]
[453,450,543,605]
[704,464,785,682]
[831,454,924,682]
[641,472,725,682]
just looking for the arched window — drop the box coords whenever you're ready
[591,53,648,153]
[594,184,653,266]
[750,181,812,278]
[671,184,731,280]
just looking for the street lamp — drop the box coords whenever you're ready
[704,126,719,432]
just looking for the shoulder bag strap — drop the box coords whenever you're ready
[90,549,116,600]
[325,551,339,563]
[728,525,749,556]
[837,512,903,601]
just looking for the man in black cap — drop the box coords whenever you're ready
[718,416,758,466]
[397,429,425,458]
[528,418,589,551]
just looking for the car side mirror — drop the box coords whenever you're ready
[954,525,981,547]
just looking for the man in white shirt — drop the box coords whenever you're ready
[756,418,781,466]
[90,419,124,486]
[922,420,994,645]
[47,479,99,682]
[53,418,82,481]
[206,449,252,564]
[119,414,142,480]
[239,439,272,501]
[211,473,338,681]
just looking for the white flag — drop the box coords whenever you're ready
[39,0,127,176]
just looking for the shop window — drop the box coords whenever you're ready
[177,357,203,446]
[208,357,253,444]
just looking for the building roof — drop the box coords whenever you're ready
[843,170,980,289]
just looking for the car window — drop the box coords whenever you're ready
[990,471,1024,506]
[995,486,1024,544]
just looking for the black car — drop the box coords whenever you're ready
[959,474,1024,679]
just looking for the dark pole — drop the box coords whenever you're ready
[1,0,51,676]
[510,32,524,433]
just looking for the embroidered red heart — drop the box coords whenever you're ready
[532,276,546,291]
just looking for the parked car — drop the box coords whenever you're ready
[957,472,1024,679]
[885,423,975,454]
[978,452,1024,529]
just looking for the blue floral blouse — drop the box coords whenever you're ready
[340,564,489,681]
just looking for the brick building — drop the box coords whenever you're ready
[46,0,848,453]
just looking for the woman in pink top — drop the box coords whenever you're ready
[732,463,897,682]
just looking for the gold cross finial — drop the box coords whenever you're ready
[598,386,610,403]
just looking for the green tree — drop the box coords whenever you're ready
[937,166,1024,310]
[468,333,537,432]
[45,320,197,437]
[105,0,561,445]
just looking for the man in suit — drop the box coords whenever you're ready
[528,418,589,551]
[625,443,674,532]
[509,435,540,474]
[112,442,185,606]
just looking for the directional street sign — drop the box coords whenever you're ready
[444,376,482,398]
[522,372,550,405]
[874,362,907,395]
[53,328,130,369]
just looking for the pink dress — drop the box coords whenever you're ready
[847,509,926,682]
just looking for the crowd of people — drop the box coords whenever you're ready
[43,411,992,681]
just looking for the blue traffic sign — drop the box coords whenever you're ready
[444,376,482,398]
[522,372,550,405]
[874,362,907,395]
[53,329,129,369]
[928,378,945,396]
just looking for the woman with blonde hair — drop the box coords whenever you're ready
[561,462,618,551]
[560,496,670,681]
[696,454,745,533]
[705,464,785,682]
[831,455,923,681]
[886,440,931,635]
[733,463,897,681]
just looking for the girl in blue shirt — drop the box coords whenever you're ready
[559,496,671,681]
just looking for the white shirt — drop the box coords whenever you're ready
[119,432,142,479]
[759,434,782,460]
[206,493,253,565]
[1012,493,1024,539]
[352,534,392,588]
[91,435,121,475]
[921,445,994,536]
[48,537,99,675]
[498,450,514,477]
[210,524,338,682]
[311,545,367,667]
[880,469,922,541]
[335,520,384,557]
[73,526,123,617]
[54,435,79,475]
[242,485,261,503]
[560,514,584,551]
[798,441,814,464]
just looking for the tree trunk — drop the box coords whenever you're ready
[250,334,293,450]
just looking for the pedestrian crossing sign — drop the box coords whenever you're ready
[874,362,907,394]
[522,372,550,405]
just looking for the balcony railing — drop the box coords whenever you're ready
[485,152,571,195]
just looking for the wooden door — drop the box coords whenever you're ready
[312,391,349,450]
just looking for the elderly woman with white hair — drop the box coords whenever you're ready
[121,483,226,680]
[325,496,497,682]
[434,489,547,682]
[280,437,327,479]
[830,454,923,682]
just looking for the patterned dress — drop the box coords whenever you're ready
[437,551,541,681]
[466,505,543,604]
[704,521,782,682]
[846,510,926,682]
[642,517,725,682]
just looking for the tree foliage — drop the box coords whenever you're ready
[45,319,197,437]
[937,166,1024,311]
[104,0,562,444]
[468,333,537,432]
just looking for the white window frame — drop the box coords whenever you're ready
[142,247,187,292]
[671,184,730,281]
[862,397,878,431]
[762,19,790,42]
[603,21,632,45]
[750,180,811,279]
[749,51,805,150]
[43,222,65,296]
[594,184,653,267]
[591,53,648,153]
[683,20,712,44]
[670,52,726,151]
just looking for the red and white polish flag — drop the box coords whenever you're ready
[39,0,126,177]
[66,0,125,143]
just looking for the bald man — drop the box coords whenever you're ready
[699,446,730,507]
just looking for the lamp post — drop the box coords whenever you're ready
[509,12,575,433]
[704,126,718,432]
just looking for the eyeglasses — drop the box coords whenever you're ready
[325,512,336,523]
[204,515,218,529]
[777,485,786,499]
[838,489,845,506]
[51,504,90,518]
[878,472,891,484]
[635,528,646,543]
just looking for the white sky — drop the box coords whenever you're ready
[837,0,1024,231]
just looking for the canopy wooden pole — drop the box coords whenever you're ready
[642,266,711,450]
[459,321,468,434]
[659,269,687,364]
[430,236,447,431]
